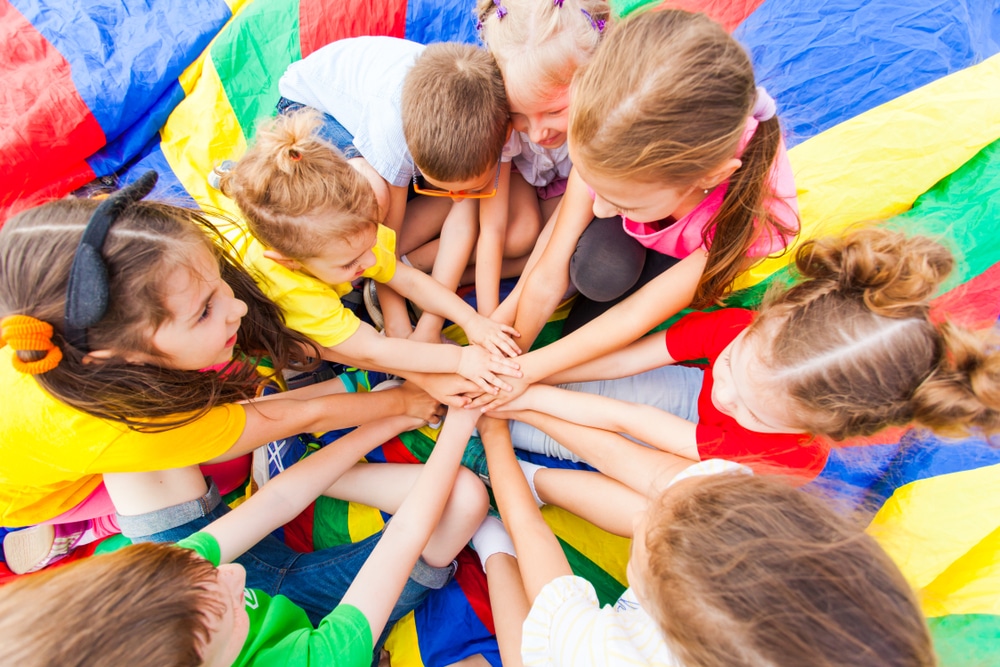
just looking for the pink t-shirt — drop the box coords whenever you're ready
[622,119,799,259]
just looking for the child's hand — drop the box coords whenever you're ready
[395,382,445,426]
[469,373,531,412]
[408,372,480,409]
[457,344,522,395]
[462,315,521,359]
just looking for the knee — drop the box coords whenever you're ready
[569,217,646,301]
[448,468,490,525]
[503,208,543,258]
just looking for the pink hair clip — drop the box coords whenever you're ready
[553,0,565,7]
[494,0,507,19]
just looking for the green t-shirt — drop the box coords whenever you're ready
[177,533,374,667]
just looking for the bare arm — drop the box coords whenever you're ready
[340,407,481,646]
[389,263,521,358]
[506,169,595,349]
[542,332,677,385]
[504,385,700,459]
[475,162,513,317]
[479,418,572,601]
[474,250,708,409]
[331,323,520,394]
[211,383,439,463]
[203,414,421,563]
[510,410,695,498]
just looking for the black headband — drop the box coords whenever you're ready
[64,171,159,351]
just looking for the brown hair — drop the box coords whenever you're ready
[221,108,380,260]
[569,9,796,307]
[401,43,509,182]
[0,197,319,430]
[0,542,223,667]
[645,473,936,667]
[753,227,1000,440]
[475,0,609,102]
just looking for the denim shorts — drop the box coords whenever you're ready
[276,97,362,160]
[118,480,455,655]
[510,364,705,461]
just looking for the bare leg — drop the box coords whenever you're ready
[533,468,646,538]
[323,462,488,567]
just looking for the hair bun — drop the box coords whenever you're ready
[795,227,953,317]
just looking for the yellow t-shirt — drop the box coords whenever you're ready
[0,348,247,526]
[221,223,397,348]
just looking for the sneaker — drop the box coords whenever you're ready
[362,278,385,331]
[3,521,89,574]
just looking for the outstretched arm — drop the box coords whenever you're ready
[203,413,423,563]
[541,331,677,385]
[475,162,514,318]
[340,407,481,646]
[499,385,699,460]
[473,250,708,409]
[479,418,572,601]
[508,409,695,498]
[389,263,521,359]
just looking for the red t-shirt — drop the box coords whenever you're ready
[665,309,829,482]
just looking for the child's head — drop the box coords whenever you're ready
[739,227,1000,440]
[0,542,246,667]
[401,42,509,187]
[476,0,609,148]
[0,194,318,428]
[221,108,381,267]
[634,466,935,667]
[569,9,795,306]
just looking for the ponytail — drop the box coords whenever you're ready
[911,322,1000,436]
[756,227,1000,440]
[221,108,379,260]
[696,116,794,307]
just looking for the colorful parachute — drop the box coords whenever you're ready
[2,0,1000,664]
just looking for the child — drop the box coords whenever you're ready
[0,174,448,589]
[476,418,937,667]
[478,9,799,408]
[220,110,523,397]
[267,37,540,336]
[497,228,1000,502]
[0,408,487,667]
[474,0,610,314]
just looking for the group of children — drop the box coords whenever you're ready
[1,2,999,666]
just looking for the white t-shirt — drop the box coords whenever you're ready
[507,131,572,187]
[521,577,682,667]
[278,36,424,187]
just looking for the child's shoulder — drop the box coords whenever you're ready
[303,35,424,65]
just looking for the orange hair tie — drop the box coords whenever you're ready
[0,315,64,375]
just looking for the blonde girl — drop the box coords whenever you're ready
[478,418,937,667]
[0,177,480,640]
[480,9,798,408]
[220,110,524,399]
[475,0,610,316]
[495,228,1000,537]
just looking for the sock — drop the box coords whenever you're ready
[517,460,546,507]
[471,515,516,572]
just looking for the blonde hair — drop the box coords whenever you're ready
[645,473,936,667]
[753,227,1000,440]
[476,0,609,102]
[0,543,223,667]
[570,9,796,307]
[401,42,509,182]
[221,109,379,260]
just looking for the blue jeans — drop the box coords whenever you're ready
[118,481,454,658]
[510,364,705,461]
[276,97,362,160]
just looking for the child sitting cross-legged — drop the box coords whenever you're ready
[0,408,485,667]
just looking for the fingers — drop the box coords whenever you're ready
[490,334,522,358]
